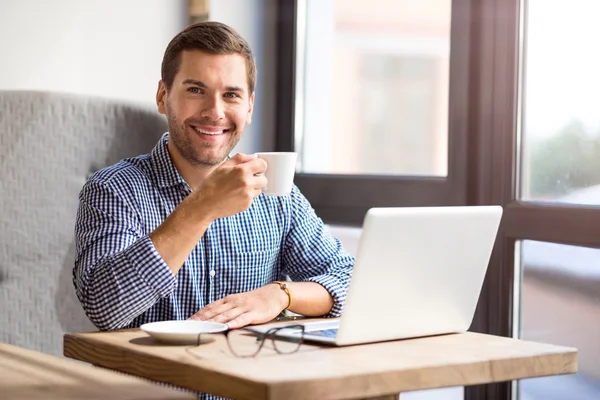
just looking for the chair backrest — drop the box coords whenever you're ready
[0,90,167,356]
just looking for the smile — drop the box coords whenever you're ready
[193,126,230,135]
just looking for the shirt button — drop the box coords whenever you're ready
[209,270,216,277]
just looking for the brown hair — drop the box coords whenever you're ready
[161,21,256,93]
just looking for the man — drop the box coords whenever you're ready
[73,21,354,332]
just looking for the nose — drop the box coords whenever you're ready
[200,95,225,121]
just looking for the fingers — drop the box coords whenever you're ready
[252,175,268,191]
[189,287,278,329]
[232,161,267,192]
[221,155,267,191]
[188,298,253,328]
[190,298,234,321]
[208,306,247,324]
[226,155,266,175]
[227,153,257,165]
[225,312,253,330]
[247,157,268,175]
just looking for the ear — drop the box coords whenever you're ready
[246,92,255,125]
[156,80,167,115]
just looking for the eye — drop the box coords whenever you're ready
[188,87,203,94]
[224,92,240,99]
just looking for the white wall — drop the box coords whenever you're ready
[0,0,188,105]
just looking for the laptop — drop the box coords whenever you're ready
[247,205,503,346]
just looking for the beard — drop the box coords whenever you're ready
[165,101,241,167]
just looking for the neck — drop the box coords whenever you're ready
[166,140,219,191]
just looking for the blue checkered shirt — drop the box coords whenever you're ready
[73,133,354,333]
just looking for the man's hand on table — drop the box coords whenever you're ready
[189,283,288,329]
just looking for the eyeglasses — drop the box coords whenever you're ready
[191,324,306,358]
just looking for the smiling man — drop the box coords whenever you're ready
[72,22,354,333]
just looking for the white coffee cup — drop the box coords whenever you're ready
[256,152,298,196]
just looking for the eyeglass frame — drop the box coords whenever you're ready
[194,324,306,358]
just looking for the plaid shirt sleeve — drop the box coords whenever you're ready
[73,180,176,331]
[282,186,355,317]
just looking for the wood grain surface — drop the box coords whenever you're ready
[0,341,195,399]
[63,324,577,400]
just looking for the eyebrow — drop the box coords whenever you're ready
[181,79,245,94]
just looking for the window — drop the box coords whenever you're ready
[276,0,470,226]
[297,0,450,176]
[517,240,600,399]
[520,0,600,203]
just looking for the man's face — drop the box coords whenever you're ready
[157,50,254,167]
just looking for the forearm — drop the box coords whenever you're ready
[150,154,268,275]
[273,281,334,317]
[149,194,213,275]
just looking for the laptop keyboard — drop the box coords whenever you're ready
[306,328,338,338]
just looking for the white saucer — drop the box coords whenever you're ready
[140,320,228,344]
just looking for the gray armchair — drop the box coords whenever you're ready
[0,90,167,356]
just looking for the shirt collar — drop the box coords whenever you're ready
[150,132,187,189]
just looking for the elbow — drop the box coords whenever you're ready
[81,297,133,331]
[76,291,117,331]
[74,279,132,332]
[73,259,132,331]
[326,296,345,318]
[90,314,129,332]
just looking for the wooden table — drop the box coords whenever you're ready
[0,342,195,399]
[63,323,577,400]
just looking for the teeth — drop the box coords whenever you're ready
[194,127,224,135]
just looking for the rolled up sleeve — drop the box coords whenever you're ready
[74,181,176,331]
[282,186,354,317]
